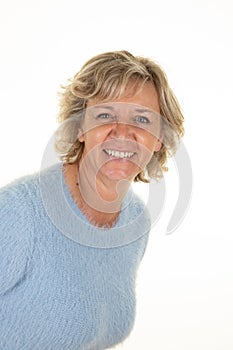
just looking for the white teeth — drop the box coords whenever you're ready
[104,149,134,158]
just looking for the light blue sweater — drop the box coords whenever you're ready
[0,163,150,350]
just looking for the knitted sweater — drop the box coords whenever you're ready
[0,163,150,350]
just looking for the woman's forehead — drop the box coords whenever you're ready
[86,81,160,114]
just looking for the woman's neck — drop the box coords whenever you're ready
[63,163,129,228]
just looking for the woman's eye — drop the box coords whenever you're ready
[135,115,150,124]
[96,113,112,120]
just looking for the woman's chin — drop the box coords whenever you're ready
[99,161,140,182]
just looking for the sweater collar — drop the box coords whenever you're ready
[39,162,151,248]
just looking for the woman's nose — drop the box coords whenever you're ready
[111,122,133,139]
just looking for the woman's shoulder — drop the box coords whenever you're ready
[0,163,61,295]
[0,174,37,222]
[0,163,61,203]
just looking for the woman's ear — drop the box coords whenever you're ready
[154,139,162,152]
[154,129,163,152]
[77,128,84,142]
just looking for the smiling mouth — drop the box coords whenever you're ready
[103,149,135,159]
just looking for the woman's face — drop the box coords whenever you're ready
[79,81,162,183]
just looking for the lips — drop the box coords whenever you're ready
[103,149,135,159]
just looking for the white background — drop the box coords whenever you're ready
[0,0,233,349]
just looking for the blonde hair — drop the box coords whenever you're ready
[55,50,184,182]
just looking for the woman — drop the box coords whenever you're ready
[0,50,184,349]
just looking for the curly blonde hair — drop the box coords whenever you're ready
[55,50,184,182]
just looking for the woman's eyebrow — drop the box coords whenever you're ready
[91,105,151,112]
[90,105,115,111]
[134,108,152,114]
[90,105,156,116]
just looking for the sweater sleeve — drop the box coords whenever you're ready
[0,180,35,296]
